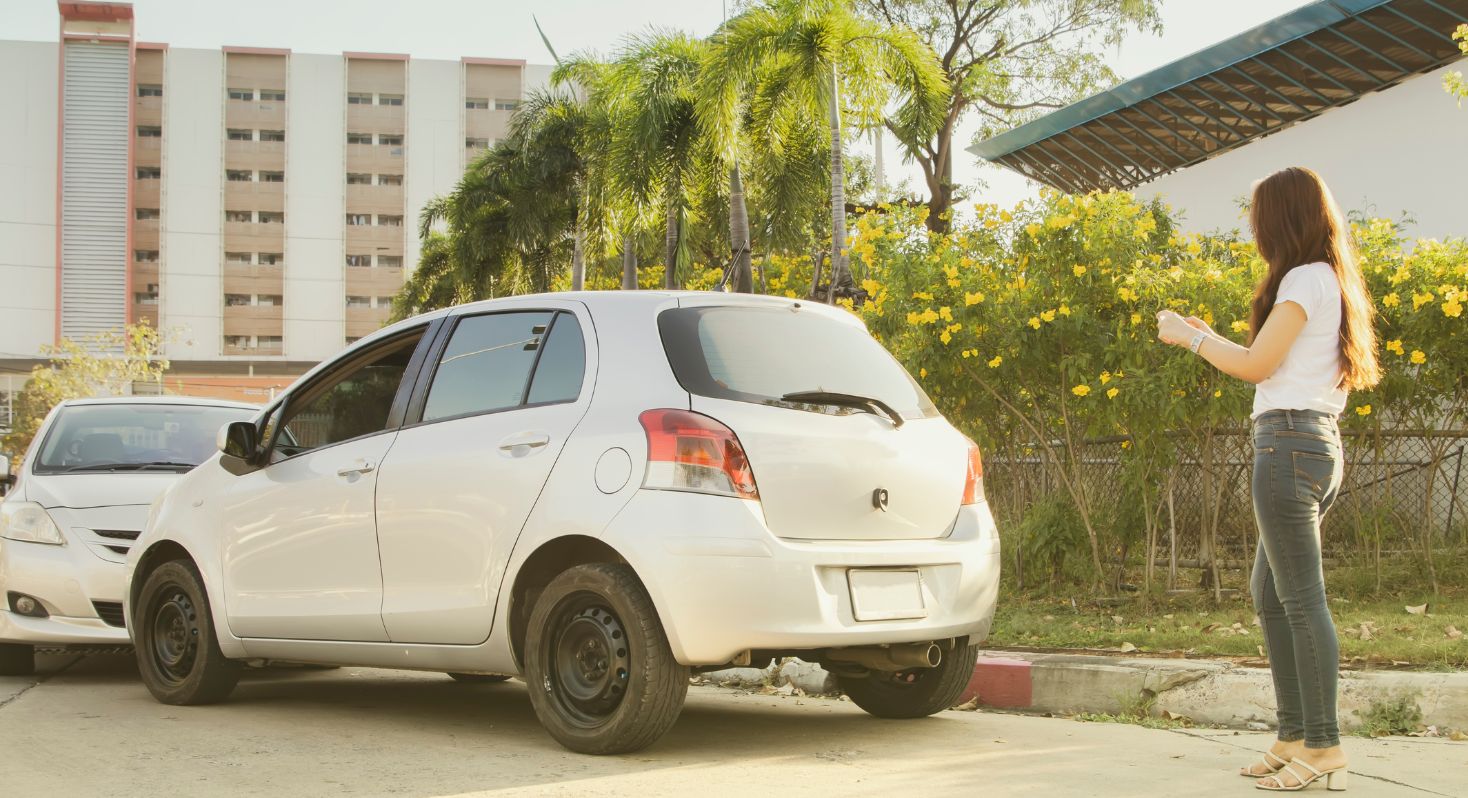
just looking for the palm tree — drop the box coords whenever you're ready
[708,0,947,300]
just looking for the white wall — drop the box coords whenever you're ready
[161,47,224,360]
[0,41,58,359]
[284,53,345,362]
[1136,64,1468,240]
[405,58,462,276]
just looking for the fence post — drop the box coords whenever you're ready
[1166,473,1177,591]
[1449,445,1464,542]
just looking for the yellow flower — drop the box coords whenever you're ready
[1071,384,1090,397]
[1121,439,1132,449]
[1186,241,1202,256]
[913,291,934,301]
[1028,317,1042,330]
[1099,371,1112,384]
[1073,264,1087,277]
[918,309,939,325]
[1355,405,1372,417]
[1382,292,1400,308]
[1040,309,1057,323]
[1106,387,1119,400]
[1117,286,1137,302]
[1444,298,1463,318]
[1213,390,1222,398]
[1231,320,1249,334]
[987,356,1003,368]
[919,368,927,378]
[1412,291,1434,310]
[1058,305,1071,317]
[1130,313,1142,326]
[940,330,952,345]
[1410,349,1426,364]
[939,306,953,322]
[1047,213,1076,230]
[1386,339,1405,355]
[1025,223,1042,238]
[964,291,985,306]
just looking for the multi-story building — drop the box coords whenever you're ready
[0,2,549,412]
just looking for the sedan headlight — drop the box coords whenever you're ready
[0,501,66,545]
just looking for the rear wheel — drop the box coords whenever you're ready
[524,563,687,754]
[0,642,34,676]
[836,639,978,719]
[447,672,511,683]
[134,560,242,705]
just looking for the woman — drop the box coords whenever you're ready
[1156,166,1379,792]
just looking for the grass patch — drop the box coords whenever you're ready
[1353,691,1424,737]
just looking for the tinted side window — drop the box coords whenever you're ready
[526,314,586,405]
[278,333,422,457]
[422,312,552,422]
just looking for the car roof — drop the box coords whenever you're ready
[58,396,259,410]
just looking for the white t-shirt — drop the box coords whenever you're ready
[1251,261,1346,419]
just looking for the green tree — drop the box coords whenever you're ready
[864,0,1161,232]
[1445,25,1468,105]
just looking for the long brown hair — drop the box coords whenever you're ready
[1248,166,1380,391]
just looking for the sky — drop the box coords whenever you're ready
[10,0,1315,208]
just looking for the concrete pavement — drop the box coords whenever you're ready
[3,653,1464,797]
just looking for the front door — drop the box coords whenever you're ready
[374,307,592,644]
[221,329,427,641]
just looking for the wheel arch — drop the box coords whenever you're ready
[129,539,200,613]
[508,534,654,669]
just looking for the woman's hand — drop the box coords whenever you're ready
[1184,316,1218,338]
[1156,310,1197,347]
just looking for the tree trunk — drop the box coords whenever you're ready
[826,63,851,303]
[925,144,955,234]
[571,216,586,291]
[809,246,825,300]
[664,200,680,291]
[621,234,638,290]
[728,164,753,293]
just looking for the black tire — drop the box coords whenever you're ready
[524,563,688,754]
[836,639,979,719]
[133,560,242,705]
[0,642,34,676]
[447,672,511,683]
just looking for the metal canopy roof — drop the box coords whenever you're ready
[969,0,1468,195]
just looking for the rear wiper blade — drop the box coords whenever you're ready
[780,390,904,428]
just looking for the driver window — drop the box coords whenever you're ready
[273,332,422,459]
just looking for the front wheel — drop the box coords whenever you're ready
[836,638,978,719]
[134,560,242,705]
[0,642,34,676]
[524,563,688,754]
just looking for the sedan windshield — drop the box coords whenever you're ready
[34,403,256,474]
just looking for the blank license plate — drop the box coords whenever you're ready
[847,569,926,621]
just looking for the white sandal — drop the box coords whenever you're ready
[1240,750,1290,778]
[1256,758,1348,792]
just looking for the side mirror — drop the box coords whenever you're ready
[217,421,260,475]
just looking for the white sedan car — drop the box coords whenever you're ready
[125,292,1001,753]
[1,396,257,675]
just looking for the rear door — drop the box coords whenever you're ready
[660,300,968,541]
[373,304,593,644]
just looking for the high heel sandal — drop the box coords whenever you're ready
[1256,758,1348,792]
[1240,750,1290,778]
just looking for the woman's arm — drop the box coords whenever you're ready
[1156,303,1307,384]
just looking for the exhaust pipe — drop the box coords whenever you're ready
[825,642,942,671]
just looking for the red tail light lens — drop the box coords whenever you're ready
[961,441,985,505]
[639,409,760,501]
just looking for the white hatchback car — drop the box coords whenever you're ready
[1,396,257,675]
[125,292,1001,753]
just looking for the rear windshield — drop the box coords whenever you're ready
[658,305,938,420]
[34,403,256,474]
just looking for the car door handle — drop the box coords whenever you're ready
[336,459,376,477]
[498,433,551,455]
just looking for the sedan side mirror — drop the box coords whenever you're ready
[217,421,261,475]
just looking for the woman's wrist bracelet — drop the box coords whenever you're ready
[1189,332,1208,354]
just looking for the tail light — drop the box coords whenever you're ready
[639,409,759,501]
[961,441,985,505]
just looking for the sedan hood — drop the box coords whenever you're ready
[25,473,182,510]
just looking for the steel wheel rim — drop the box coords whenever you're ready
[543,594,631,728]
[150,588,199,686]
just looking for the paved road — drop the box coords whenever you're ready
[3,653,1463,797]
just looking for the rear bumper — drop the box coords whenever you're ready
[0,536,129,646]
[601,491,1001,665]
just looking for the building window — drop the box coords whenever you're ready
[227,128,253,141]
[346,254,372,267]
[375,297,394,307]
[227,88,254,101]
[379,94,404,106]
[138,84,163,97]
[225,335,250,347]
[259,129,285,142]
[134,290,159,305]
[257,294,283,306]
[347,92,373,105]
[466,97,489,110]
[225,294,252,306]
[259,89,286,102]
[346,213,372,226]
[346,295,372,308]
[257,252,283,265]
[226,169,253,182]
[258,336,283,347]
[136,208,160,220]
[137,125,162,138]
[346,172,372,185]
[135,250,160,262]
[466,137,489,149]
[378,174,402,186]
[347,132,373,145]
[377,214,403,227]
[378,255,402,268]
[259,170,284,182]
[258,211,284,224]
[225,210,253,223]
[495,99,519,111]
[225,251,252,264]
[136,166,161,180]
[378,134,403,146]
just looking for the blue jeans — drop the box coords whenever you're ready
[1250,409,1343,749]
